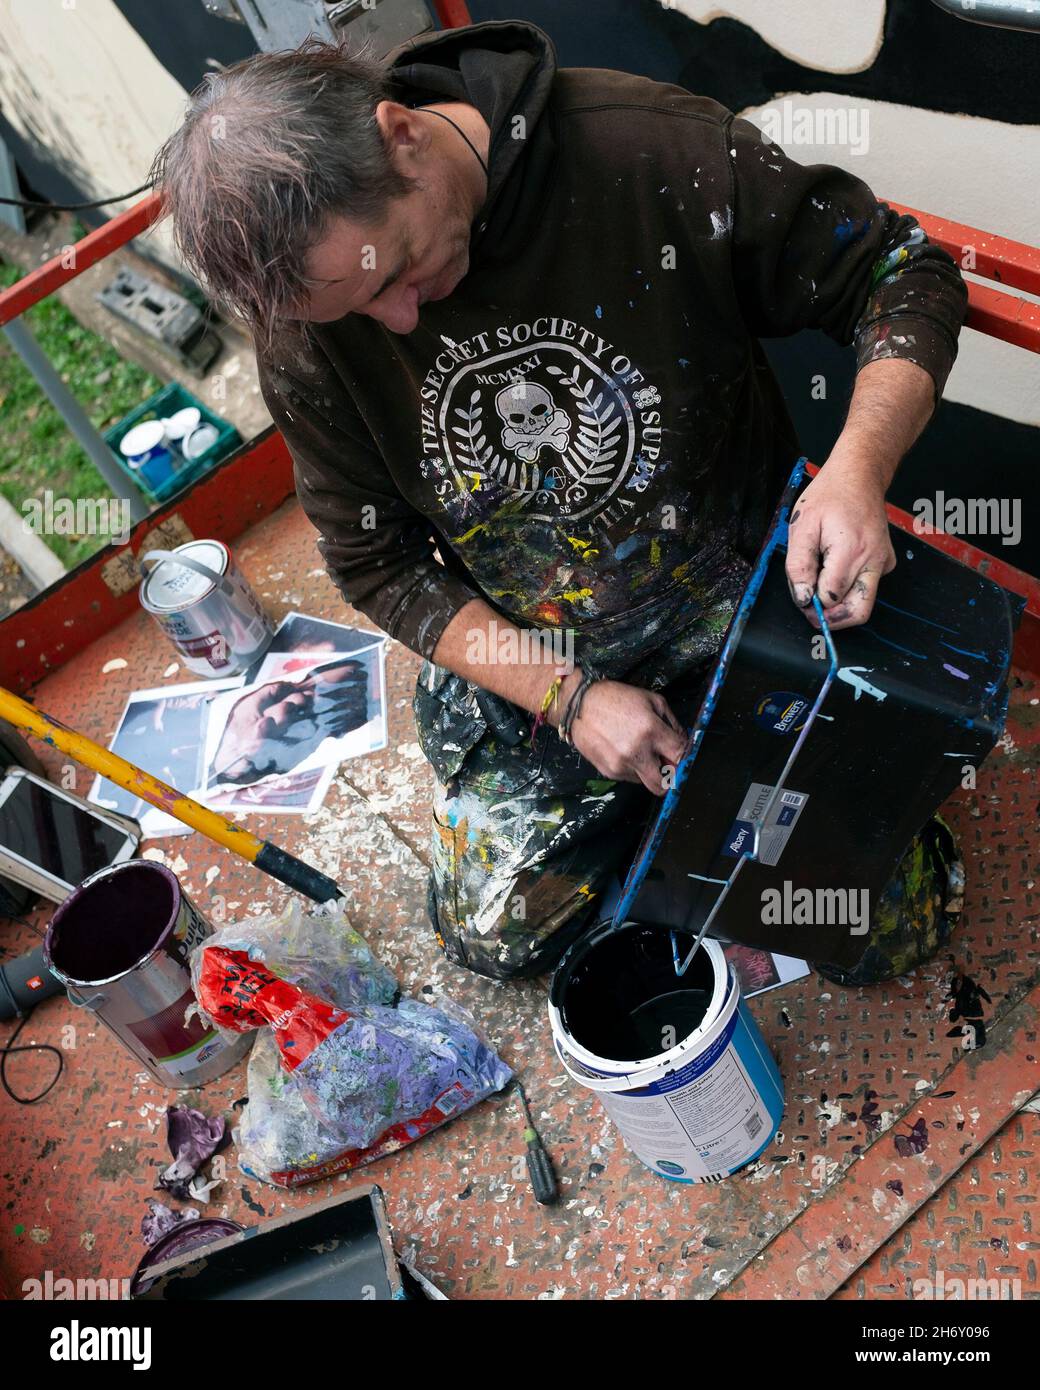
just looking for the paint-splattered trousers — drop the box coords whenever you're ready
[414,553,746,980]
[413,553,963,983]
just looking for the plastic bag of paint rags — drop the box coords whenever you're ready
[191,903,512,1188]
[189,898,399,1022]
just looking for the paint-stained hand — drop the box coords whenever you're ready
[561,679,687,796]
[785,460,896,631]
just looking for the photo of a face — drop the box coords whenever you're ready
[89,678,241,837]
[202,632,387,815]
[211,657,371,785]
[92,615,388,833]
[722,944,809,999]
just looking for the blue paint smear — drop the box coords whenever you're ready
[875,598,957,634]
[834,216,871,246]
[866,630,926,661]
[940,639,987,661]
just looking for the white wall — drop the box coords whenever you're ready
[669,1,887,72]
[0,0,189,265]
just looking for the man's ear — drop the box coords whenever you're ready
[374,100,430,165]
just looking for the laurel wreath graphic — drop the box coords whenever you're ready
[449,367,626,510]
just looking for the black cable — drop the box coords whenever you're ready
[0,180,155,211]
[0,911,62,1102]
[419,108,489,180]
[1,1009,63,1105]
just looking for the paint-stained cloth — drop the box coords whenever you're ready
[414,551,748,977]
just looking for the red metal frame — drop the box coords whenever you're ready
[430,0,473,25]
[0,429,295,695]
[889,201,1040,355]
[0,191,164,328]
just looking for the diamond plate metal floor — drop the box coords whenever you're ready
[833,1100,1040,1300]
[2,496,1038,1300]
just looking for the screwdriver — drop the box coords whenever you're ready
[515,1080,558,1205]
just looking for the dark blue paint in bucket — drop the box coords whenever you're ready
[549,920,785,1183]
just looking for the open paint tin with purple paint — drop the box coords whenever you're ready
[45,860,251,1089]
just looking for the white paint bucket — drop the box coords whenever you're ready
[548,921,784,1183]
[140,539,273,677]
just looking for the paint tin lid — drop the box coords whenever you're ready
[163,406,201,440]
[120,420,166,459]
[182,421,220,460]
[130,1219,245,1298]
[141,540,228,612]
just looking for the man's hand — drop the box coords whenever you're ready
[785,358,935,630]
[554,676,686,796]
[431,600,687,796]
[785,458,896,631]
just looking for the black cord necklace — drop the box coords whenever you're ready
[421,106,490,181]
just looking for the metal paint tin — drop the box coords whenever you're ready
[140,539,273,677]
[44,860,252,1089]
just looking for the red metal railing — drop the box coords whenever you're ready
[0,192,164,328]
[431,0,473,25]
[890,201,1040,355]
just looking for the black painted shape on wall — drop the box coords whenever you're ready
[111,0,259,95]
[473,0,1040,124]
[762,333,1040,576]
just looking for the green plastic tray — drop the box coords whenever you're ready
[104,382,241,504]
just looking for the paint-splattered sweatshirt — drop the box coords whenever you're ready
[257,20,967,663]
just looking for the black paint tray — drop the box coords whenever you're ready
[132,1183,404,1301]
[615,459,1023,968]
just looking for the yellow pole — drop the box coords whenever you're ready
[0,685,342,901]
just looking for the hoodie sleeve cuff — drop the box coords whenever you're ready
[376,569,480,661]
[854,315,959,407]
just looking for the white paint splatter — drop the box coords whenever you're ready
[837,666,888,702]
[709,206,733,239]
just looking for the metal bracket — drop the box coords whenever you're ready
[202,0,336,47]
[202,0,434,54]
[929,0,1040,32]
[97,269,222,377]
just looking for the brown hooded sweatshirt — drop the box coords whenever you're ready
[256,20,967,661]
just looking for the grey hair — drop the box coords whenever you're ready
[150,37,414,356]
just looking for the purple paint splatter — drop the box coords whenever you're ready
[894,1117,929,1157]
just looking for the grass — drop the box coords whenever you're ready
[0,260,162,568]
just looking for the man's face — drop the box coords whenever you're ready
[295,105,477,335]
[215,678,318,783]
